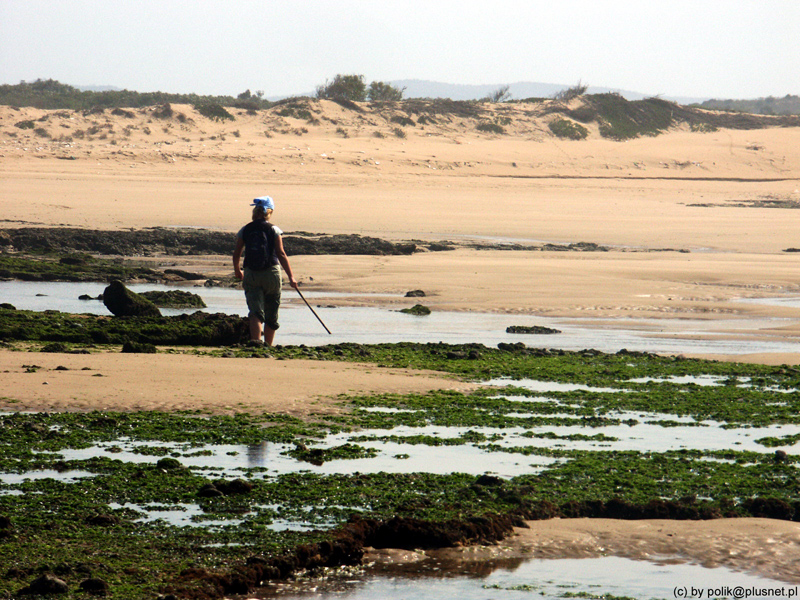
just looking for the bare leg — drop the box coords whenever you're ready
[249,315,264,342]
[264,327,276,346]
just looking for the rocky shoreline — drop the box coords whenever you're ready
[0,227,418,258]
[0,227,624,260]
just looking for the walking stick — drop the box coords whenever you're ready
[296,288,332,334]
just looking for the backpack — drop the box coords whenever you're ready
[242,220,276,271]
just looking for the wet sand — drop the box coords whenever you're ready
[0,348,476,416]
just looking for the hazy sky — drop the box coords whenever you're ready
[1,0,798,100]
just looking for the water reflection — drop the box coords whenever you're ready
[246,441,271,467]
[253,555,797,599]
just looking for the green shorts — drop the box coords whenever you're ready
[242,266,282,330]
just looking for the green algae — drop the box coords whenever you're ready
[0,253,160,282]
[0,307,249,346]
[285,442,379,464]
[399,304,431,316]
[1,344,799,598]
[139,289,206,308]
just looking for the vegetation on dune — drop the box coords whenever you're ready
[476,121,506,134]
[3,79,797,144]
[588,94,676,139]
[194,102,235,122]
[483,84,512,103]
[698,94,800,116]
[0,78,269,111]
[368,80,405,102]
[316,74,368,102]
[548,118,589,140]
[553,80,589,102]
[546,93,800,140]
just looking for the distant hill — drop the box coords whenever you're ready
[76,84,123,92]
[386,79,709,105]
[697,95,800,116]
[281,80,708,105]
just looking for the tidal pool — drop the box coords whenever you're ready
[26,411,800,490]
[0,468,96,485]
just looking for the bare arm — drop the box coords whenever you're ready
[232,236,245,280]
[274,235,298,289]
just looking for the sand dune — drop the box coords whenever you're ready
[2,99,800,357]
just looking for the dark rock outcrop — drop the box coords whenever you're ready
[140,289,206,308]
[102,280,161,317]
[18,574,69,595]
[399,304,431,316]
[506,325,561,335]
[79,577,109,596]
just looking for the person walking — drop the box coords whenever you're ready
[233,196,298,346]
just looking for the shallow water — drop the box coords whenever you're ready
[4,282,800,597]
[33,408,800,487]
[46,435,559,479]
[739,295,800,309]
[3,281,800,354]
[0,469,95,485]
[255,555,798,599]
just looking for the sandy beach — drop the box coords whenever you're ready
[2,99,800,578]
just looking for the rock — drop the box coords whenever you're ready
[197,483,224,498]
[163,268,206,281]
[214,478,253,496]
[140,289,206,308]
[79,578,109,595]
[474,474,503,487]
[498,342,527,352]
[102,280,161,317]
[156,457,184,471]
[59,253,94,265]
[18,574,69,595]
[399,304,431,316]
[506,325,561,335]
[121,341,157,354]
[405,290,426,297]
[0,515,11,538]
[85,514,120,526]
[41,342,70,353]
